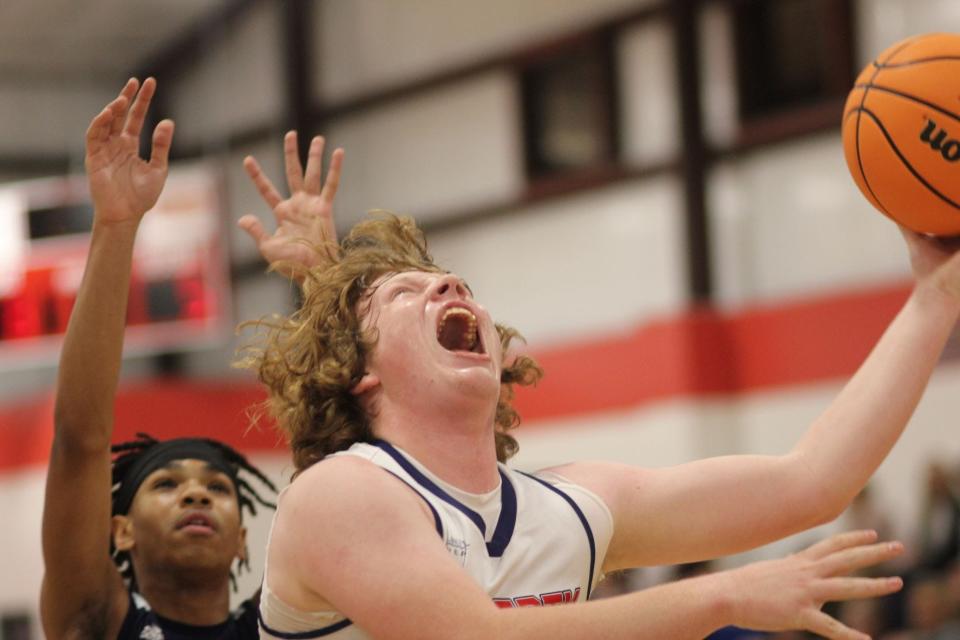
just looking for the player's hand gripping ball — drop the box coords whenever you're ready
[842,33,960,236]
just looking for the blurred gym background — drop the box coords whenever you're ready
[1,1,960,637]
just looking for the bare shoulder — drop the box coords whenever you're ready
[268,453,445,609]
[274,453,437,549]
[283,453,423,510]
[540,460,647,497]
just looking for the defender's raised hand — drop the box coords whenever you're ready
[239,131,344,276]
[85,77,174,225]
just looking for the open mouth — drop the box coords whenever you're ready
[176,512,216,534]
[437,306,485,354]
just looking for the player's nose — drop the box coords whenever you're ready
[430,273,469,300]
[180,480,212,506]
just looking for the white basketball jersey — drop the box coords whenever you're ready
[259,440,613,639]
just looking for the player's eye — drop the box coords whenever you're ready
[152,478,176,490]
[390,286,413,300]
[209,480,232,494]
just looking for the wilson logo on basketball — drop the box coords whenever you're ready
[919,119,960,162]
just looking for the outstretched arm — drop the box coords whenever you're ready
[556,230,960,570]
[238,131,344,280]
[40,78,173,640]
[274,459,903,640]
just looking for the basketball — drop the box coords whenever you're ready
[842,33,960,236]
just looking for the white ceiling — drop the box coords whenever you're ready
[0,0,230,83]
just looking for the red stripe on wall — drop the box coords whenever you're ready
[0,282,914,472]
[514,282,912,421]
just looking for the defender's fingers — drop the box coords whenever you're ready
[110,80,138,136]
[149,119,175,169]
[108,94,131,137]
[237,215,269,246]
[821,541,904,577]
[814,576,903,603]
[124,77,157,138]
[320,148,344,203]
[284,130,304,194]
[244,156,283,209]
[303,136,326,194]
[86,101,121,146]
[799,530,878,561]
[803,610,869,640]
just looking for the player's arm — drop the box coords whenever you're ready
[40,78,173,640]
[238,130,343,280]
[553,231,960,570]
[272,457,902,640]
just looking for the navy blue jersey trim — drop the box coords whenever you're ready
[520,472,597,599]
[485,470,516,557]
[370,439,517,557]
[382,468,444,537]
[258,610,353,638]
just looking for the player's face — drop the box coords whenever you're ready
[358,270,502,407]
[115,459,246,577]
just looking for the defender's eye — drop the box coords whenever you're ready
[209,481,232,494]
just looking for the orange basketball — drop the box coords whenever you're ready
[842,33,960,236]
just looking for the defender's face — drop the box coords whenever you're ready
[359,270,502,405]
[115,459,246,575]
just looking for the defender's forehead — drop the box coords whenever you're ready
[145,458,234,481]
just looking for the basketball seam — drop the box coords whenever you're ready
[871,35,923,68]
[854,83,960,124]
[872,55,960,69]
[850,106,960,212]
[853,64,893,218]
[846,109,892,218]
[855,36,933,221]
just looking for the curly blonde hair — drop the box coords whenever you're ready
[240,213,542,474]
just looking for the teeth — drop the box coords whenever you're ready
[438,307,478,351]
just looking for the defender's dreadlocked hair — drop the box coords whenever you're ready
[109,433,278,590]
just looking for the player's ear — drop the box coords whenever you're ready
[350,372,380,396]
[112,515,135,552]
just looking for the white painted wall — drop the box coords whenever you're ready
[0,82,113,158]
[856,0,960,69]
[166,1,284,149]
[429,177,688,346]
[326,72,524,226]
[618,18,681,167]
[699,2,738,150]
[315,0,659,103]
[708,132,912,308]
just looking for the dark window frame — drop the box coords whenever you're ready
[729,0,856,148]
[515,29,622,196]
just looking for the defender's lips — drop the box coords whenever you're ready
[436,305,485,354]
[175,512,216,534]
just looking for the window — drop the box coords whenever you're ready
[733,0,854,122]
[520,35,619,182]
